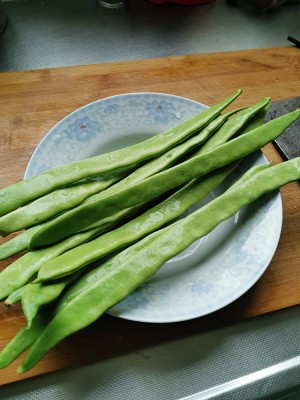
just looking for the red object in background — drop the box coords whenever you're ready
[149,0,214,4]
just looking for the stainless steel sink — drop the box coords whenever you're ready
[1,306,300,399]
[0,0,299,72]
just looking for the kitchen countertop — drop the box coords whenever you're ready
[0,1,300,399]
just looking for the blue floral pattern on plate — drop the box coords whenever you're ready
[145,100,178,123]
[63,117,102,142]
[24,93,282,324]
[25,93,203,177]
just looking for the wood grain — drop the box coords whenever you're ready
[0,46,299,385]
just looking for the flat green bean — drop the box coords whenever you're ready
[0,90,242,218]
[0,178,120,236]
[18,157,300,373]
[0,225,43,261]
[30,110,300,248]
[0,313,51,369]
[90,108,240,200]
[0,212,116,262]
[0,228,99,300]
[21,272,81,326]
[0,202,152,300]
[77,104,251,235]
[239,103,270,134]
[5,286,24,305]
[197,97,270,153]
[37,162,239,283]
[228,163,270,190]
[77,107,244,232]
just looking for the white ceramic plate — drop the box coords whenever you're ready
[25,93,282,323]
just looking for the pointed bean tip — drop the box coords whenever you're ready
[286,109,300,119]
[234,89,242,97]
[17,366,25,374]
[293,109,300,117]
[32,278,41,284]
[26,321,33,329]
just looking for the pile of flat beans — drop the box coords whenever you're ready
[0,90,299,373]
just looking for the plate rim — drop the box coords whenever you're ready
[24,92,283,323]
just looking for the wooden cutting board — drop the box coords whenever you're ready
[0,46,299,385]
